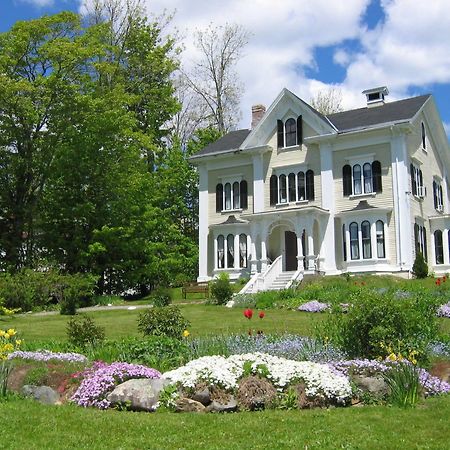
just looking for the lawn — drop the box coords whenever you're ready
[1,305,321,342]
[1,395,449,449]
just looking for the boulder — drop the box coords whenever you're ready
[175,398,206,413]
[352,375,389,397]
[206,398,238,413]
[192,387,211,406]
[22,385,61,405]
[107,378,168,412]
[236,376,278,411]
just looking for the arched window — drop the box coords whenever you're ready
[376,220,385,258]
[279,174,287,203]
[435,230,443,264]
[288,173,296,202]
[216,184,223,212]
[240,180,248,210]
[353,164,362,195]
[232,181,240,209]
[372,161,382,193]
[306,170,315,201]
[227,234,234,268]
[239,234,247,268]
[363,163,373,193]
[297,171,305,200]
[361,220,371,259]
[224,183,231,210]
[421,122,426,149]
[270,175,278,205]
[285,118,297,147]
[217,235,224,269]
[350,222,359,260]
[343,164,352,196]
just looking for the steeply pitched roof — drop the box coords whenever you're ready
[190,129,250,159]
[327,94,431,133]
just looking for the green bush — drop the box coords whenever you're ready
[210,273,233,305]
[412,252,428,279]
[150,288,172,307]
[0,270,97,313]
[137,305,190,340]
[66,315,106,349]
[383,362,421,407]
[316,287,440,363]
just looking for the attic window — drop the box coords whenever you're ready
[277,116,303,148]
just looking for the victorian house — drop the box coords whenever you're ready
[190,87,450,291]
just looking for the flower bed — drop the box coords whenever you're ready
[163,352,352,404]
[8,350,88,364]
[71,361,161,409]
[437,302,450,318]
[297,300,330,313]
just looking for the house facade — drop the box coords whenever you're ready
[190,87,450,290]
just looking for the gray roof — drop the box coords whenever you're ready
[190,129,250,158]
[327,94,431,132]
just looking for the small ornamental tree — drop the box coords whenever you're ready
[210,273,233,305]
[412,252,428,279]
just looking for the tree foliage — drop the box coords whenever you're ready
[310,87,344,115]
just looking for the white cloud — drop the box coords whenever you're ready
[17,0,54,6]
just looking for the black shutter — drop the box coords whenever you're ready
[440,185,443,209]
[372,160,382,193]
[216,184,223,212]
[410,164,416,196]
[414,223,419,255]
[270,175,278,205]
[240,180,248,210]
[306,170,314,201]
[277,120,284,148]
[297,115,303,145]
[433,181,438,209]
[419,170,423,195]
[343,165,352,196]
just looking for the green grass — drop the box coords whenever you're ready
[1,306,321,342]
[1,395,449,449]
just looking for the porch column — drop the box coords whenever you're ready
[234,234,240,270]
[261,235,268,272]
[371,221,377,259]
[430,230,436,267]
[213,236,218,270]
[444,228,449,265]
[307,232,315,270]
[198,165,209,281]
[296,234,304,271]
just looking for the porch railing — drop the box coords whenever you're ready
[238,255,283,294]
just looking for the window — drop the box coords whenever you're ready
[433,180,443,211]
[414,223,427,260]
[361,221,372,259]
[410,163,425,197]
[434,230,443,265]
[217,233,248,269]
[277,116,303,148]
[342,224,347,262]
[227,234,234,268]
[343,161,382,196]
[350,222,359,260]
[239,234,247,268]
[421,122,426,150]
[376,220,385,258]
[270,170,314,205]
[216,180,248,212]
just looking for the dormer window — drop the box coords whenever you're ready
[277,116,303,148]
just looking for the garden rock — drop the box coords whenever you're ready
[175,398,206,413]
[206,397,238,413]
[237,376,278,410]
[192,387,211,406]
[352,375,389,397]
[107,378,168,412]
[22,385,61,405]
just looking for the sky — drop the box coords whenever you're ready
[2,0,450,137]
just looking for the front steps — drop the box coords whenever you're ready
[266,271,297,290]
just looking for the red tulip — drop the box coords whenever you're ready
[244,308,253,319]
[259,311,265,319]
[443,276,447,282]
[436,279,441,286]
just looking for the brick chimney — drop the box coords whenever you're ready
[251,104,266,128]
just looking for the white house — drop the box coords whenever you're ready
[190,87,450,291]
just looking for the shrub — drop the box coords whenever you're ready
[137,305,190,340]
[210,273,233,305]
[316,288,440,363]
[66,315,106,349]
[150,288,172,307]
[412,252,428,279]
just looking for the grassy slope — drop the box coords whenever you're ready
[1,396,449,450]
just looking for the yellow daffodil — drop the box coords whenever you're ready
[0,330,5,337]
[15,339,22,346]
[4,333,10,339]
[7,329,15,336]
[183,330,190,338]
[387,353,397,361]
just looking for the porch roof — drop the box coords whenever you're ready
[241,205,329,220]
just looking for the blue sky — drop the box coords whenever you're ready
[2,0,450,136]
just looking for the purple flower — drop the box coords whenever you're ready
[8,350,87,364]
[437,302,450,318]
[71,362,161,409]
[298,301,330,313]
